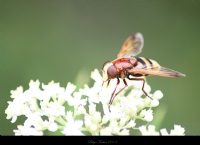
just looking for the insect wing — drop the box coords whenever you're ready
[117,33,144,58]
[129,58,186,78]
[135,66,186,77]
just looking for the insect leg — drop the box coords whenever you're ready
[109,77,120,105]
[106,80,111,88]
[127,76,153,100]
[109,79,128,105]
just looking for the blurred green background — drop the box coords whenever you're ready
[1,1,200,135]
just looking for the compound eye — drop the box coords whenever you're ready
[107,65,117,79]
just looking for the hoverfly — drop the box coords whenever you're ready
[102,33,186,105]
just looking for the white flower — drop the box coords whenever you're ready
[160,128,169,135]
[29,80,40,89]
[65,82,76,95]
[75,105,86,116]
[109,120,118,128]
[80,84,100,104]
[62,120,84,135]
[84,114,92,128]
[13,112,44,136]
[119,116,130,127]
[5,98,26,123]
[25,112,44,131]
[26,80,43,101]
[66,91,87,107]
[13,125,43,136]
[106,106,121,121]
[143,110,153,122]
[48,122,58,132]
[66,111,74,122]
[42,120,50,129]
[149,99,159,107]
[125,120,136,128]
[91,68,103,84]
[139,109,147,118]
[112,126,120,134]
[139,125,159,135]
[42,81,65,97]
[144,97,152,106]
[160,125,185,135]
[118,129,130,135]
[10,86,23,99]
[58,82,76,105]
[100,127,112,135]
[89,104,96,116]
[93,111,101,124]
[90,124,98,132]
[6,84,40,123]
[42,101,65,117]
[153,90,163,100]
[170,125,185,135]
[101,115,109,124]
[122,97,142,116]
[143,82,151,94]
[79,69,104,105]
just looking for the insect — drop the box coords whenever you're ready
[101,33,186,105]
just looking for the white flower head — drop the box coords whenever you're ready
[5,69,186,136]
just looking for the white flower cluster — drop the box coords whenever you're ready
[5,69,185,135]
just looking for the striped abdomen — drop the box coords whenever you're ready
[135,57,160,69]
[129,57,185,78]
[132,57,160,77]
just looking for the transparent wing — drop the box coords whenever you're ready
[129,60,186,78]
[117,33,144,58]
[135,66,186,77]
